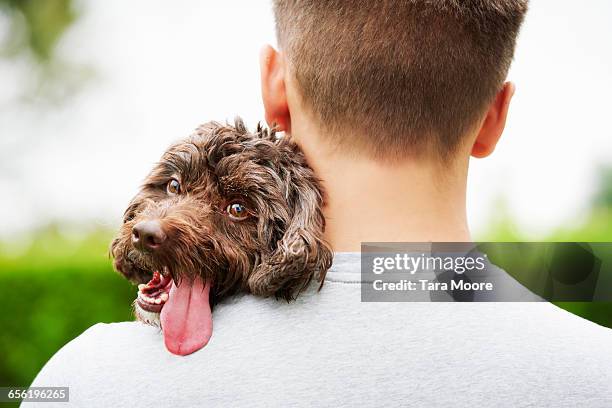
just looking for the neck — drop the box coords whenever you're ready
[289,123,471,252]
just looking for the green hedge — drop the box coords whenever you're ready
[0,229,135,387]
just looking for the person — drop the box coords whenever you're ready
[30,1,612,406]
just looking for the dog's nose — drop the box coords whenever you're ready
[132,220,166,252]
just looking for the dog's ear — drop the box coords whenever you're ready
[248,144,333,301]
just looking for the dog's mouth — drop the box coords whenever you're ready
[133,266,213,356]
[136,269,172,313]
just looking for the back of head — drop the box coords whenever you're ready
[273,0,528,160]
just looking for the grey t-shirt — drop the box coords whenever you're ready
[28,253,612,407]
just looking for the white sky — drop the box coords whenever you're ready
[0,0,611,238]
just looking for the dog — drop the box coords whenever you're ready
[110,118,333,355]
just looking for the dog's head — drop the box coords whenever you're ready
[111,118,332,304]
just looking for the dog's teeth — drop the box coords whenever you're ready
[160,293,169,302]
[155,298,162,305]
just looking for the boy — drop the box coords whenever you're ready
[31,1,612,406]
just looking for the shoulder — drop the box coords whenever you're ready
[30,322,162,387]
[28,294,612,407]
[80,321,161,346]
[54,321,162,355]
[29,322,172,406]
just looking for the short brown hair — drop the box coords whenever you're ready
[273,0,528,159]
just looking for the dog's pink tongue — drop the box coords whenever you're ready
[160,276,212,356]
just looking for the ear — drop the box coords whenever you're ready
[248,144,333,301]
[471,82,515,158]
[259,44,291,132]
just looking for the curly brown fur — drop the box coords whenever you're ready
[110,118,333,303]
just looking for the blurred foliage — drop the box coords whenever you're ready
[477,169,612,337]
[0,0,90,108]
[594,166,612,209]
[0,227,134,388]
[0,0,76,61]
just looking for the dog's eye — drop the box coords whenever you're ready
[123,213,135,224]
[226,202,249,221]
[166,179,181,195]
